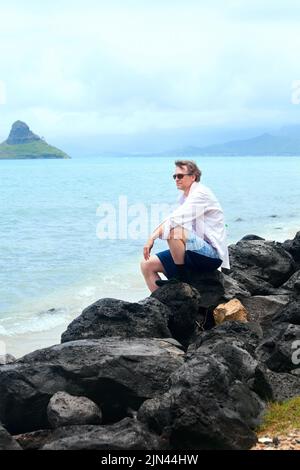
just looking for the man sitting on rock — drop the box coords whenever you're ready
[141,160,230,292]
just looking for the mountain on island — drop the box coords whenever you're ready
[0,121,70,159]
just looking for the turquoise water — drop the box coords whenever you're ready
[0,155,299,347]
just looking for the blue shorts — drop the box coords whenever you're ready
[156,231,222,279]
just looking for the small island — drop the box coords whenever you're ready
[0,121,71,159]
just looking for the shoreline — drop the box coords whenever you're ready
[1,224,299,359]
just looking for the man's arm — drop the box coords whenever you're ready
[143,222,165,260]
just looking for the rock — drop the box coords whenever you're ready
[280,270,300,293]
[14,429,53,450]
[188,270,225,307]
[47,392,102,428]
[265,369,300,402]
[258,437,273,444]
[139,323,271,450]
[242,295,290,329]
[151,283,204,346]
[221,274,251,301]
[213,298,248,325]
[240,234,265,241]
[138,323,270,450]
[282,231,300,270]
[0,423,22,450]
[272,297,300,325]
[0,354,16,365]
[228,239,295,294]
[228,270,278,296]
[61,297,171,344]
[0,337,184,434]
[256,323,300,372]
[188,321,262,357]
[187,322,272,401]
[42,418,162,450]
[5,121,40,145]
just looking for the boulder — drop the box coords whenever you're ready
[188,321,262,356]
[61,297,171,344]
[282,231,300,270]
[265,369,300,402]
[271,296,300,325]
[138,323,271,450]
[228,239,295,294]
[221,274,251,301]
[14,430,53,450]
[151,283,204,346]
[240,234,265,241]
[280,270,300,293]
[47,391,102,428]
[41,418,162,450]
[213,298,248,325]
[256,323,300,372]
[0,423,22,450]
[241,295,290,329]
[188,270,225,307]
[0,337,184,434]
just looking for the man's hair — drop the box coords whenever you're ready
[175,160,201,182]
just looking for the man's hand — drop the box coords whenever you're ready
[143,238,154,260]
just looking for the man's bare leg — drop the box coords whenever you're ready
[167,226,187,263]
[140,254,167,292]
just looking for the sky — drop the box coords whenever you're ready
[1,0,300,154]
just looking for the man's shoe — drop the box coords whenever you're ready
[155,277,180,287]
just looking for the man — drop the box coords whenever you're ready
[140,160,230,292]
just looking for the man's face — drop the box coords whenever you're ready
[174,165,195,191]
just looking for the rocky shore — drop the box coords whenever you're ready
[0,231,300,450]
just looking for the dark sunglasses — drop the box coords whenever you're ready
[172,173,193,180]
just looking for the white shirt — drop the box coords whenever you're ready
[158,181,230,269]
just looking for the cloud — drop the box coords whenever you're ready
[0,0,300,144]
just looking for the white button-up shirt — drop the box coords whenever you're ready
[159,181,230,269]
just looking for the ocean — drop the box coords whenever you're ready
[0,155,299,357]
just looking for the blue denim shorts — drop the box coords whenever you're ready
[156,231,222,279]
[185,230,220,258]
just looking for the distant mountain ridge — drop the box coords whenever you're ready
[160,131,300,157]
[0,121,70,159]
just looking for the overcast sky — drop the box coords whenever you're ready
[1,0,300,153]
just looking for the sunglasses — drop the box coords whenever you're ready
[172,173,193,180]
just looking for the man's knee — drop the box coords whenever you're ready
[140,256,165,275]
[140,259,149,274]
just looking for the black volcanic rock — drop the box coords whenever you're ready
[0,423,22,450]
[228,239,295,294]
[0,338,184,434]
[5,121,41,145]
[42,418,162,450]
[138,322,270,450]
[61,297,172,344]
[256,323,300,372]
[282,231,300,270]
